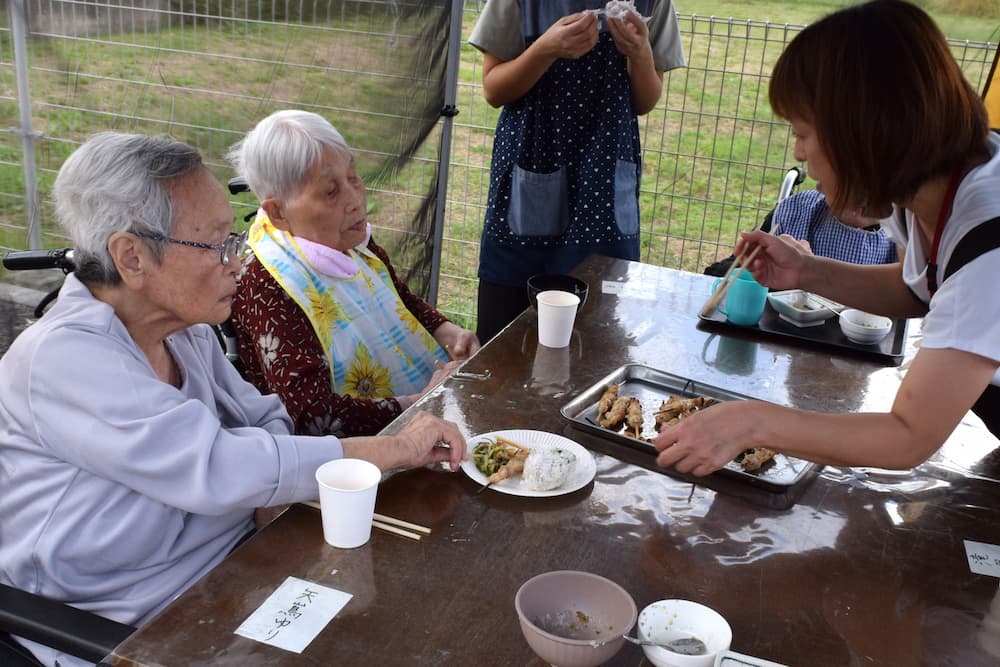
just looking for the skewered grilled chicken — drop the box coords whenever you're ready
[739,447,776,472]
[596,383,619,424]
[625,397,643,438]
[654,395,716,431]
[488,446,530,483]
[599,395,631,429]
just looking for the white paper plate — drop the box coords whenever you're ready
[461,429,596,497]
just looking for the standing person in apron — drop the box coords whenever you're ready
[654,0,1000,476]
[469,1,685,342]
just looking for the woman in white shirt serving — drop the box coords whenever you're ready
[655,0,1000,475]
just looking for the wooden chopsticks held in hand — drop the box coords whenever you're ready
[698,220,783,319]
[698,247,760,318]
[701,167,802,319]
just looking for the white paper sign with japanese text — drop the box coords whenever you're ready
[965,540,1000,578]
[235,575,352,653]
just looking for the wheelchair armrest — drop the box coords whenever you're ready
[0,584,136,663]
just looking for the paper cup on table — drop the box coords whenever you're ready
[315,459,381,548]
[536,290,580,348]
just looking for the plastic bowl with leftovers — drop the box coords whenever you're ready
[637,599,732,667]
[514,570,636,667]
[838,309,893,344]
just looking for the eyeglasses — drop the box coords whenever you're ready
[133,230,248,266]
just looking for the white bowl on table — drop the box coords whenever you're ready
[838,309,892,345]
[637,599,732,667]
[766,289,838,327]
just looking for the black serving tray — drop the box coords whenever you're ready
[560,364,820,492]
[699,301,908,365]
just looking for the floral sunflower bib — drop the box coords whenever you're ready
[249,216,449,398]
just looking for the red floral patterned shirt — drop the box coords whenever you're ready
[231,237,449,437]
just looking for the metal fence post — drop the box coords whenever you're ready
[427,0,465,307]
[9,0,41,249]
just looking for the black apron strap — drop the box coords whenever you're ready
[940,216,1000,436]
[973,385,1000,438]
[942,216,1000,281]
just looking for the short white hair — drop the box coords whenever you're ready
[52,132,203,284]
[227,110,350,201]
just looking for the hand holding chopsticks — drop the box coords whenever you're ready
[698,246,763,318]
[699,221,783,318]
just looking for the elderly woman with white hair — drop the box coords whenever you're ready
[0,132,466,667]
[228,110,479,437]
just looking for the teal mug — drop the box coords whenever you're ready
[711,271,767,326]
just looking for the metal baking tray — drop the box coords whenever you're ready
[699,301,908,365]
[560,364,820,492]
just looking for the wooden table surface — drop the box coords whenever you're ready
[109,256,1000,667]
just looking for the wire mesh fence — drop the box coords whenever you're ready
[0,1,996,328]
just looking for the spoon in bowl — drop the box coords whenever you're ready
[591,633,708,655]
[622,633,708,655]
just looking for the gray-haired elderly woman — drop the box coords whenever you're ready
[228,110,479,438]
[0,132,466,667]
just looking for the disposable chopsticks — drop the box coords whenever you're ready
[371,519,423,541]
[698,219,783,318]
[301,501,431,541]
[702,167,802,317]
[698,248,761,318]
[372,512,432,535]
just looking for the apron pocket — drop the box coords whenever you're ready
[614,159,639,236]
[509,165,569,237]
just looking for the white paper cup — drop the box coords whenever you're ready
[536,290,580,348]
[315,459,381,548]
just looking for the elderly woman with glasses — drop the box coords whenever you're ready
[0,132,466,667]
[227,110,480,438]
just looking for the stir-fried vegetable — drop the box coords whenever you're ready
[472,439,512,476]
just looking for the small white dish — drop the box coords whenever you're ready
[838,309,892,345]
[766,290,837,327]
[637,599,732,667]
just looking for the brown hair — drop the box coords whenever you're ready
[769,0,989,214]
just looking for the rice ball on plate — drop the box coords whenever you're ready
[522,447,577,491]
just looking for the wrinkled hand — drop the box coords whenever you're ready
[607,9,651,60]
[392,411,467,471]
[537,11,599,60]
[734,230,809,291]
[653,401,762,476]
[434,322,480,361]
